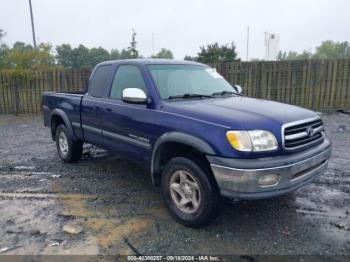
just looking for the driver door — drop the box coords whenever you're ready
[101,64,154,163]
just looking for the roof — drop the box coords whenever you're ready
[98,58,206,67]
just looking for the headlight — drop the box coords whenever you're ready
[226,130,278,152]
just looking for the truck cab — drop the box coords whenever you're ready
[43,59,331,227]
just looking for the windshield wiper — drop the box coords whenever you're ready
[168,93,214,99]
[211,90,240,96]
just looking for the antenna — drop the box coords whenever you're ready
[246,26,250,61]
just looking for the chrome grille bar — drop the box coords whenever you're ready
[282,117,325,151]
[285,125,324,141]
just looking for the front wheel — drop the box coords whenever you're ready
[55,124,83,163]
[161,156,220,227]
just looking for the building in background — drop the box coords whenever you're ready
[264,32,279,61]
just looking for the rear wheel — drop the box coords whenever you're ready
[55,124,83,163]
[161,156,220,227]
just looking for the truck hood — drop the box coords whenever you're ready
[163,96,318,131]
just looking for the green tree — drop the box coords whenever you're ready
[0,29,8,68]
[313,41,350,59]
[0,41,55,70]
[74,44,90,68]
[151,48,174,59]
[56,44,90,69]
[88,47,110,67]
[110,49,121,60]
[183,55,197,61]
[0,44,10,69]
[278,50,312,61]
[278,41,350,61]
[119,48,131,59]
[196,42,239,63]
[278,51,286,60]
[56,44,110,69]
[56,44,74,68]
[34,43,56,69]
[127,28,139,58]
[298,51,312,60]
[9,42,54,70]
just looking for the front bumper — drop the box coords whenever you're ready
[207,139,331,199]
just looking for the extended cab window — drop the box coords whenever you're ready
[89,65,113,98]
[110,65,147,99]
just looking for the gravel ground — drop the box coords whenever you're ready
[0,113,349,257]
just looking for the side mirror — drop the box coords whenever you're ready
[122,88,149,104]
[233,85,243,94]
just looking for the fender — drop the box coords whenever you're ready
[151,131,216,185]
[50,109,75,140]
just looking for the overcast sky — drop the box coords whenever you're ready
[1,0,349,59]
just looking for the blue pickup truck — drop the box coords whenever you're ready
[42,59,331,227]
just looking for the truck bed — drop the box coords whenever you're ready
[47,90,85,95]
[42,92,83,136]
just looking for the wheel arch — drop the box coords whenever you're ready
[151,132,216,186]
[50,109,75,141]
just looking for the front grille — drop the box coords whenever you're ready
[283,118,324,150]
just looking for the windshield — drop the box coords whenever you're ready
[147,64,236,99]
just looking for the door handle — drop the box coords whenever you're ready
[105,107,112,112]
[95,105,100,110]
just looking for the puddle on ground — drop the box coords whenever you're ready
[86,217,149,251]
[14,166,36,170]
[54,182,152,254]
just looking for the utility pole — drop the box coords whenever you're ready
[28,0,37,48]
[152,33,155,57]
[267,38,270,61]
[246,26,250,61]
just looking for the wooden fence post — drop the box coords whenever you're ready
[311,61,321,111]
[10,77,20,116]
[256,62,263,98]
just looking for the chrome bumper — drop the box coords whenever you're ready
[208,139,331,199]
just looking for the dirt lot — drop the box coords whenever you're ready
[0,113,349,257]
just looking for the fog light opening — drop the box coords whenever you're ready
[258,174,280,187]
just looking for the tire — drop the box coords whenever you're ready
[161,156,220,227]
[55,124,83,163]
